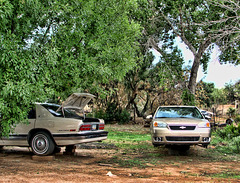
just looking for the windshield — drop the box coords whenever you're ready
[155,107,203,119]
[41,104,82,119]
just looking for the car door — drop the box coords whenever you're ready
[0,108,36,146]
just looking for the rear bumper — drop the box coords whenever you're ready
[0,131,108,147]
[53,131,108,146]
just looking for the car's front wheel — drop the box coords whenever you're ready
[31,131,55,156]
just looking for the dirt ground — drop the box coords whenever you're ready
[0,145,240,183]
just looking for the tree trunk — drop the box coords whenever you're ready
[140,93,150,116]
[188,38,212,94]
[188,55,201,94]
[126,92,137,110]
[133,101,141,117]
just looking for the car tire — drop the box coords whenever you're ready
[31,131,55,156]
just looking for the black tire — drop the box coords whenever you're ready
[31,131,55,156]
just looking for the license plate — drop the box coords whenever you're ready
[92,124,97,131]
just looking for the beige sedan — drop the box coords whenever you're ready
[0,93,108,155]
[150,106,211,150]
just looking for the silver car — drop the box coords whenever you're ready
[150,106,211,150]
[0,93,108,155]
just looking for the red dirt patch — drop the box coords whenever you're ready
[0,146,239,183]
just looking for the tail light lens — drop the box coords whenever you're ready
[99,124,105,130]
[79,124,91,131]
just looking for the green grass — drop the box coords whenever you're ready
[209,171,240,179]
[101,124,165,168]
[101,124,240,173]
[105,124,152,150]
[210,131,240,155]
[107,130,151,142]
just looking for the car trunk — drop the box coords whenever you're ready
[61,93,101,123]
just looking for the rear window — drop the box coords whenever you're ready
[28,108,36,119]
[41,104,82,119]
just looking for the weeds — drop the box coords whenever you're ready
[206,170,240,179]
[101,123,240,180]
[212,124,240,153]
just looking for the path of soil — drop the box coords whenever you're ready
[0,145,239,183]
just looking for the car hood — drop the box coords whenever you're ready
[61,93,96,111]
[153,117,206,125]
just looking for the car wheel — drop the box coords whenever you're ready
[31,131,55,156]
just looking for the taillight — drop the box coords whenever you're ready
[79,124,91,131]
[99,124,104,130]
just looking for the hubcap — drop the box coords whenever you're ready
[32,134,49,155]
[36,139,46,150]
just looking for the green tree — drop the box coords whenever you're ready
[0,0,141,136]
[207,0,240,65]
[122,0,186,117]
[224,81,240,103]
[212,88,227,105]
[149,0,239,97]
[195,81,215,108]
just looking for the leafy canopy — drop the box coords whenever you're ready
[0,0,141,136]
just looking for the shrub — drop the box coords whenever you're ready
[230,136,240,153]
[94,109,105,119]
[214,124,240,154]
[216,124,240,139]
[117,109,130,124]
[227,107,236,117]
[94,103,130,124]
[234,115,240,124]
[181,89,195,106]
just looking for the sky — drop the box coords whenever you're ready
[153,38,240,88]
[180,42,240,88]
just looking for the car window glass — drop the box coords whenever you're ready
[156,107,203,119]
[41,104,81,118]
[48,109,62,116]
[28,108,36,119]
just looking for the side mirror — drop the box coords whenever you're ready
[203,114,211,120]
[146,115,153,119]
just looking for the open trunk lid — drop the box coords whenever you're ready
[61,93,95,112]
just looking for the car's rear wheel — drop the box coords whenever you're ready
[31,131,55,156]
